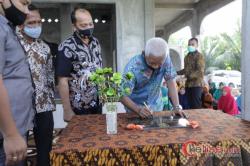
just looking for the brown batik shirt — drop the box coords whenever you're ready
[177,51,205,88]
[17,29,55,113]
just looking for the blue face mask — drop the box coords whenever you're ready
[24,26,42,39]
[188,46,196,53]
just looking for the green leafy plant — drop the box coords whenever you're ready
[89,67,134,103]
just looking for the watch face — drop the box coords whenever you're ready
[174,105,182,111]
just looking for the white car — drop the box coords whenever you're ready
[206,70,241,88]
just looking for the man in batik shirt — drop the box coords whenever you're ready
[177,38,205,109]
[17,5,55,166]
[56,7,102,121]
[121,38,184,118]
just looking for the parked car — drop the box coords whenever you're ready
[205,70,241,89]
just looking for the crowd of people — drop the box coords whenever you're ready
[162,79,241,116]
[0,0,241,166]
[161,37,241,116]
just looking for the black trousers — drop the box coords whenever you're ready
[33,111,54,166]
[186,87,203,109]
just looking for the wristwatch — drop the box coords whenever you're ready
[172,105,188,118]
[172,105,183,111]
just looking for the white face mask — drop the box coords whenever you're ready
[24,26,42,39]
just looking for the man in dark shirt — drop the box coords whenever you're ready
[56,7,102,122]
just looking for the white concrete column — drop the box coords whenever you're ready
[241,0,250,121]
[163,31,171,42]
[60,4,73,41]
[191,9,200,37]
[144,0,155,43]
[116,0,146,72]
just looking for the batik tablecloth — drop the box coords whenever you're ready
[50,109,250,166]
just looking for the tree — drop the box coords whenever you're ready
[200,20,241,71]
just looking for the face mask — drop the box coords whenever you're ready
[24,26,42,39]
[2,0,27,26]
[142,54,157,71]
[146,63,157,71]
[188,46,197,53]
[77,28,94,39]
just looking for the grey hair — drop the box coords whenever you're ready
[145,37,169,57]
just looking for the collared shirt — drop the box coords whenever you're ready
[56,32,102,112]
[16,29,55,113]
[0,16,34,139]
[123,54,177,112]
[177,51,205,87]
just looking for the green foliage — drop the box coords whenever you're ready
[169,20,241,72]
[89,67,134,103]
[200,21,241,71]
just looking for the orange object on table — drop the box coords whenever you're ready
[188,120,199,129]
[126,123,144,130]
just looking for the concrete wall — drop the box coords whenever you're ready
[115,0,145,72]
[115,0,154,72]
[40,7,61,43]
[241,0,250,121]
[96,20,114,68]
[60,4,73,42]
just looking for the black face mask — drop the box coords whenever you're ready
[2,0,27,26]
[77,28,94,39]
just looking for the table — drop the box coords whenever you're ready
[50,109,250,166]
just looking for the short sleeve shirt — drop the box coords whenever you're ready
[16,29,55,113]
[56,32,102,112]
[0,16,34,138]
[123,54,176,112]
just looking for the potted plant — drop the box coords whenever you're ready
[90,67,134,134]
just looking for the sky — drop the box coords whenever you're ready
[169,0,242,40]
[200,0,242,36]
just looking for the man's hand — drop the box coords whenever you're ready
[4,134,27,166]
[136,106,153,119]
[0,76,27,165]
[63,109,75,122]
[171,110,187,118]
[58,77,74,122]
